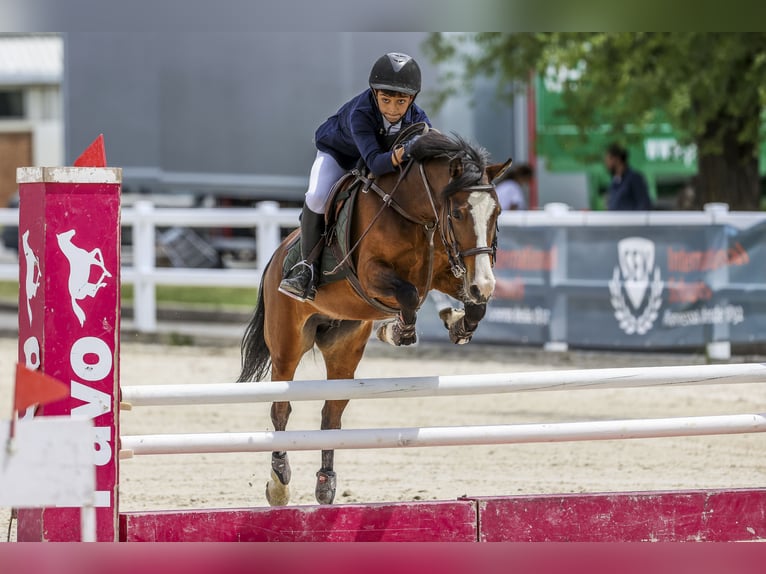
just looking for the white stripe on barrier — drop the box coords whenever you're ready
[120,363,766,407]
[120,412,766,455]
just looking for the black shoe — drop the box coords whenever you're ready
[279,260,317,302]
[278,206,325,302]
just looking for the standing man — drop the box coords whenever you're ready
[604,143,653,210]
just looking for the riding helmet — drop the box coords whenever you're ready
[368,52,422,96]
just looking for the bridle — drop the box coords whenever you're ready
[329,154,497,315]
[418,162,497,278]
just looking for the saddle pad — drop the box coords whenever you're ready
[282,183,358,287]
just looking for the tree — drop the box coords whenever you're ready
[424,33,766,210]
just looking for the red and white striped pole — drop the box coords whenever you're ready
[16,135,122,541]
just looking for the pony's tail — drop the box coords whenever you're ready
[238,261,272,382]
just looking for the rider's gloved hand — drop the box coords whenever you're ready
[400,135,421,162]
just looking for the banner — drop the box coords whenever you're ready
[420,215,766,351]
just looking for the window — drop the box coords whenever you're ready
[0,90,24,118]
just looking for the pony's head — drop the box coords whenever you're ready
[410,132,512,304]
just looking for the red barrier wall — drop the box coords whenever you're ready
[475,488,766,542]
[120,500,478,542]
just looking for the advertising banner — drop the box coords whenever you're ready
[420,215,766,351]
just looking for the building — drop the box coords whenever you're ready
[0,33,63,207]
[63,32,521,206]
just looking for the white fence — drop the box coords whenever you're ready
[0,200,760,334]
[0,201,299,332]
[121,201,298,331]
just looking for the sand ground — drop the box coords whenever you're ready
[1,337,765,540]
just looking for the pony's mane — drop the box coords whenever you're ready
[409,131,489,197]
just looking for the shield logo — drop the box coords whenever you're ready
[618,237,655,310]
[609,236,664,335]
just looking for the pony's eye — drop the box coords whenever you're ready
[451,208,463,220]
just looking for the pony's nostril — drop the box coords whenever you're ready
[470,284,481,299]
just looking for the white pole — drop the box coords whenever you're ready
[120,363,766,407]
[120,412,766,456]
[132,200,157,333]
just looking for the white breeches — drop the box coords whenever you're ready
[304,151,347,215]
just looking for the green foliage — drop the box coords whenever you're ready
[425,33,766,155]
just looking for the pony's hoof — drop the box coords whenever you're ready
[440,308,473,344]
[376,320,398,346]
[271,451,291,485]
[449,331,473,345]
[265,470,291,506]
[439,307,464,329]
[376,319,417,347]
[315,470,337,505]
[399,332,417,346]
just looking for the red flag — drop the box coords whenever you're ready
[14,364,70,414]
[73,133,107,167]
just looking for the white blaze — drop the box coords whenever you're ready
[467,192,497,299]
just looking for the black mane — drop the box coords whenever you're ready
[409,131,489,197]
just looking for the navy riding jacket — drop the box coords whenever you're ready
[607,167,653,211]
[314,88,431,176]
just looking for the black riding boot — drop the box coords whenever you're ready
[278,206,325,302]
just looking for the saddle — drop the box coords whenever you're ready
[282,173,360,287]
[282,122,431,290]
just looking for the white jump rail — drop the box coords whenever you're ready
[121,412,766,456]
[120,362,766,407]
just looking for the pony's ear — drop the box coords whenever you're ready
[449,157,464,179]
[486,158,514,184]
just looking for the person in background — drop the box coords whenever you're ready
[675,176,697,210]
[494,163,534,211]
[604,143,653,210]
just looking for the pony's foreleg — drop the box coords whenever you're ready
[366,264,420,347]
[439,301,486,344]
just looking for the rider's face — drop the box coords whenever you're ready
[375,91,414,124]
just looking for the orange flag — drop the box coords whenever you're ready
[14,364,70,414]
[73,133,107,167]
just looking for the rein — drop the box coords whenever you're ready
[332,154,496,315]
[324,159,416,277]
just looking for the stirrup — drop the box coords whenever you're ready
[289,260,315,276]
[278,261,317,302]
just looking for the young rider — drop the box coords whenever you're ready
[278,52,432,302]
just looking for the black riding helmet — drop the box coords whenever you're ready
[368,52,422,96]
